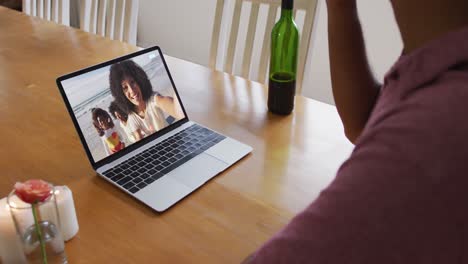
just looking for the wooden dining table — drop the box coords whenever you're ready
[0,6,353,263]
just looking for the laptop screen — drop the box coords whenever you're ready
[59,49,186,163]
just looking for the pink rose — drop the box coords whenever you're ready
[14,179,53,204]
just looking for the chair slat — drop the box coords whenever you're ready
[295,0,317,94]
[37,0,44,18]
[51,0,58,22]
[225,0,242,74]
[96,0,107,36]
[114,0,125,41]
[105,0,116,40]
[209,0,225,69]
[60,0,70,26]
[258,4,277,83]
[22,0,30,14]
[44,0,51,20]
[57,0,62,23]
[89,0,98,33]
[123,0,138,44]
[294,0,309,10]
[241,2,260,79]
[31,0,37,16]
[79,0,89,31]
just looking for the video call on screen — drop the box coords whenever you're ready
[61,51,185,162]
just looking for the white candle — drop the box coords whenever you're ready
[55,186,79,242]
[0,198,27,264]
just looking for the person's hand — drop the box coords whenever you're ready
[155,95,184,119]
[133,130,144,141]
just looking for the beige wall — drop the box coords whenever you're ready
[137,0,216,66]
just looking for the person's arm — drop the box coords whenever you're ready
[154,95,185,120]
[327,0,380,143]
[133,129,144,141]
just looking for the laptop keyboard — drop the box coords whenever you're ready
[102,124,226,194]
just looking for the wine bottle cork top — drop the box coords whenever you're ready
[282,0,293,9]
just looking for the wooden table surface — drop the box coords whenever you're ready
[0,7,353,263]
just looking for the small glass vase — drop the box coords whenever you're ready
[7,187,68,264]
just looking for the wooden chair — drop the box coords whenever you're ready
[209,0,317,94]
[22,0,70,26]
[79,0,139,45]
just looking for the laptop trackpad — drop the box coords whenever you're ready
[168,153,228,189]
[134,175,192,212]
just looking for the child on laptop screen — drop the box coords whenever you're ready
[91,108,125,155]
[109,101,138,143]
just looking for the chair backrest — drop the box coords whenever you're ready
[79,0,139,45]
[209,0,317,94]
[22,0,70,26]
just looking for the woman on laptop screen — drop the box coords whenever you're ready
[109,60,184,141]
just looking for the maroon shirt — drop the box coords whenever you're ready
[251,26,468,263]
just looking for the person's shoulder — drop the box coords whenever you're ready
[435,65,468,95]
[407,65,468,104]
[394,66,468,129]
[371,65,468,128]
[355,66,468,168]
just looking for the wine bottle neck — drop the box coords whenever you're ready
[280,9,293,19]
[281,0,294,19]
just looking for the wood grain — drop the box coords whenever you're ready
[0,7,353,263]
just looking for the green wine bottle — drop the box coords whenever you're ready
[268,0,299,115]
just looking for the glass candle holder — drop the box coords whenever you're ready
[7,187,68,264]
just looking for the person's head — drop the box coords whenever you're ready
[390,0,468,53]
[91,108,114,136]
[109,101,128,123]
[109,60,153,113]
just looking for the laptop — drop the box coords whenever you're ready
[56,46,252,212]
